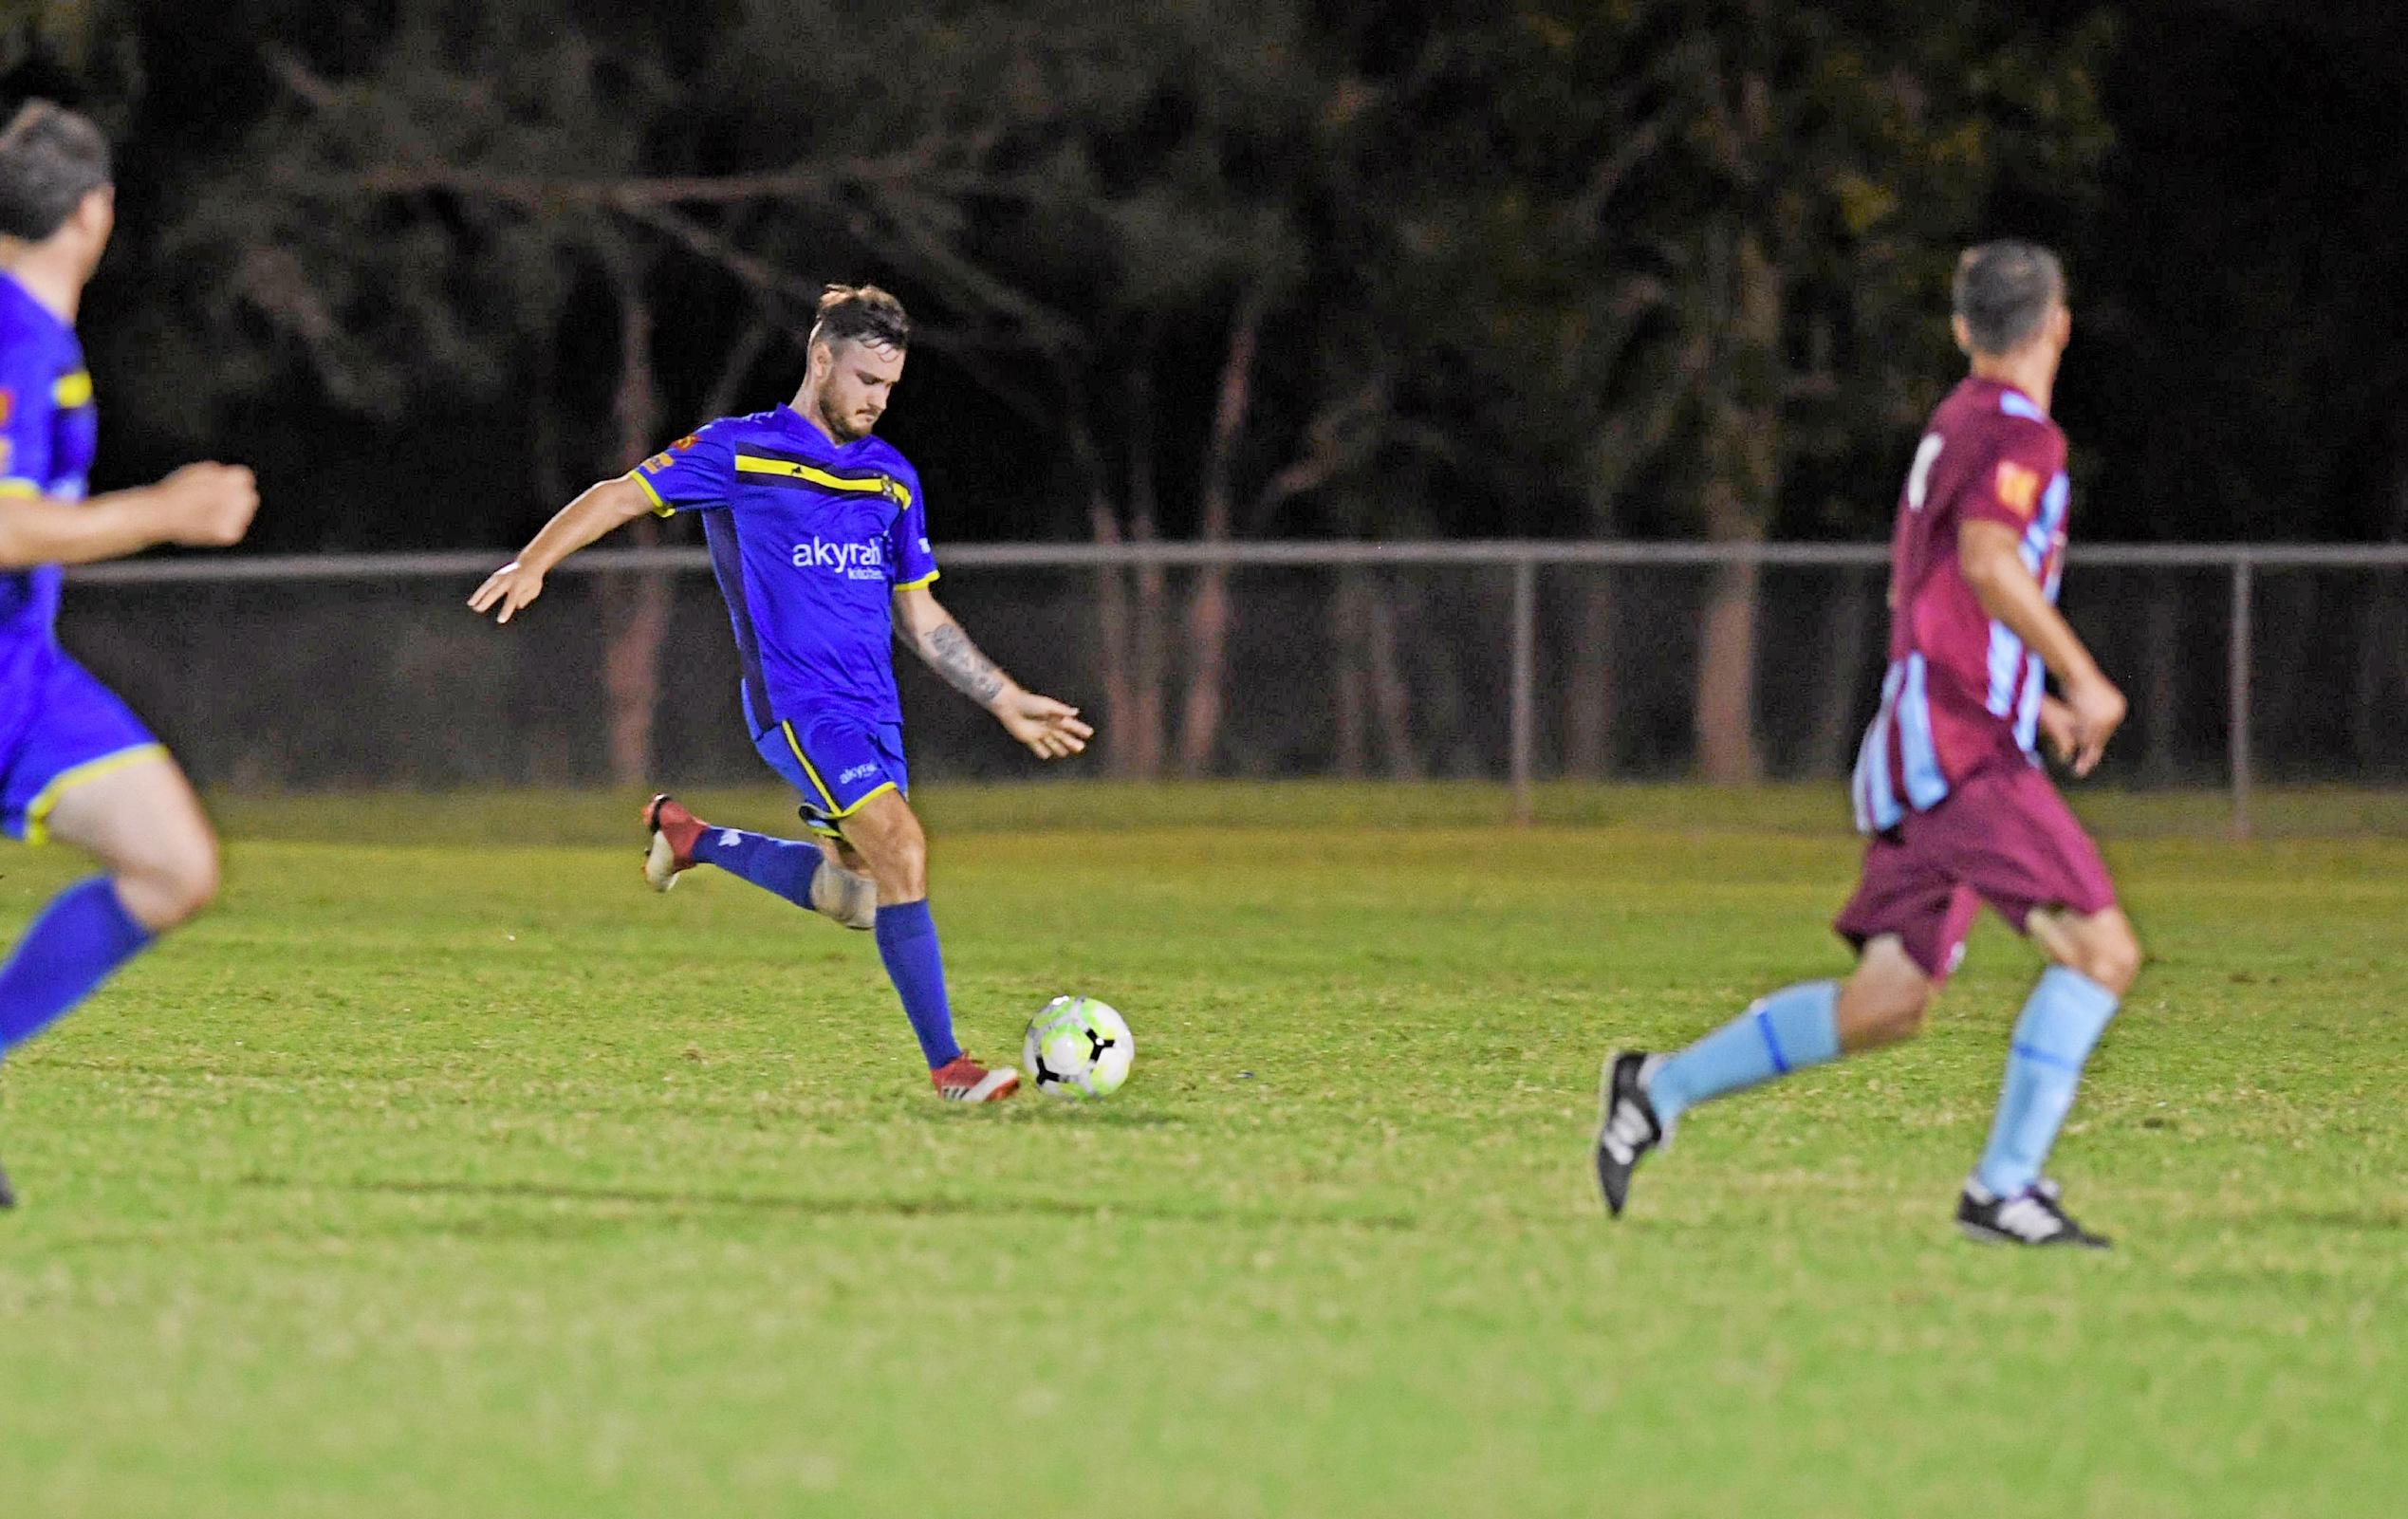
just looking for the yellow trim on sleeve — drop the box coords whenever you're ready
[625,469,674,517]
[51,370,93,409]
[894,570,940,591]
[23,742,169,846]
[0,478,41,497]
[732,455,912,508]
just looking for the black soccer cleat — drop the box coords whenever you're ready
[1955,1178,2110,1249]
[1594,1050,1666,1217]
[0,1156,15,1211]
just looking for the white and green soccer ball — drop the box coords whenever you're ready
[1022,995,1134,1099]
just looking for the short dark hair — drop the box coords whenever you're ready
[0,100,111,242]
[810,284,909,354]
[1952,241,2065,356]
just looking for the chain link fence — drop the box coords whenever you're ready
[63,543,2408,830]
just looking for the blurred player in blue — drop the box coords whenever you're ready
[472,285,1090,1102]
[0,102,261,1206]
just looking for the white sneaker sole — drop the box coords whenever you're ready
[643,829,683,893]
[940,1068,1021,1102]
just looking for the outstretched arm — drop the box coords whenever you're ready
[1959,518,2124,776]
[893,582,1092,760]
[0,462,257,569]
[468,474,657,624]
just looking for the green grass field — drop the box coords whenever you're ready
[3,784,2403,1517]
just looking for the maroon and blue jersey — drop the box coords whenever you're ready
[1851,378,2071,835]
[627,405,936,732]
[0,269,100,645]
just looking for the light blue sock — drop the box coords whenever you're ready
[873,899,962,1069]
[691,826,822,911]
[0,876,155,1056]
[1973,966,2121,1197]
[1647,980,1841,1126]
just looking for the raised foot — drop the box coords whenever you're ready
[642,793,708,892]
[1594,1049,1666,1218]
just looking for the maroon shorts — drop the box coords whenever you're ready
[1833,761,2117,983]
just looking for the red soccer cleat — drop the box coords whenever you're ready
[931,1055,1020,1102]
[642,793,709,892]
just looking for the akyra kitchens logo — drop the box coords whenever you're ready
[792,537,887,580]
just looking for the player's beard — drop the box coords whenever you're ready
[818,395,872,443]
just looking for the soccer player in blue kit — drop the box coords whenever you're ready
[472,285,1090,1101]
[0,102,261,1206]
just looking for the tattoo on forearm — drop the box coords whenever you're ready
[924,621,1009,704]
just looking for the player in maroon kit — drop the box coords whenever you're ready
[1594,242,2143,1247]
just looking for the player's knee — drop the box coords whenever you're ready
[2076,922,2142,995]
[118,833,219,931]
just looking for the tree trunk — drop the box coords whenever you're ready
[1332,569,1369,778]
[598,252,667,789]
[1365,576,1420,778]
[1126,361,1167,780]
[1176,288,1268,778]
[1693,227,1779,786]
[1563,577,1616,777]
[1085,474,1137,779]
[2141,575,2180,782]
[1808,568,1876,776]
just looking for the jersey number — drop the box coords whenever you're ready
[1906,434,1943,511]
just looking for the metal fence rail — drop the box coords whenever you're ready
[65,540,2408,833]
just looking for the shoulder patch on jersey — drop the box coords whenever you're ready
[1998,391,2047,423]
[1994,460,2042,519]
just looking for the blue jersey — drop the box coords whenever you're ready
[627,405,937,730]
[0,270,99,646]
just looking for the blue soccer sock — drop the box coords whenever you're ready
[873,899,962,1069]
[691,826,823,911]
[1647,980,1842,1127]
[1973,966,2120,1198]
[0,876,155,1057]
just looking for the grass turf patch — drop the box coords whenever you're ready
[1,785,2402,1516]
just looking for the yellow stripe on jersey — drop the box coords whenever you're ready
[0,478,40,497]
[52,370,93,409]
[732,454,912,508]
[624,468,675,518]
[782,722,842,814]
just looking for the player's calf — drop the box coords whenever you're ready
[1835,940,1936,1052]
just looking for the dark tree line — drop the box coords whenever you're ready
[5,0,2404,783]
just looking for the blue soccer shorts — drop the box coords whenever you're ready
[750,707,910,842]
[0,643,166,844]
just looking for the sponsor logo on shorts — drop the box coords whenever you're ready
[838,762,881,785]
[792,536,888,580]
